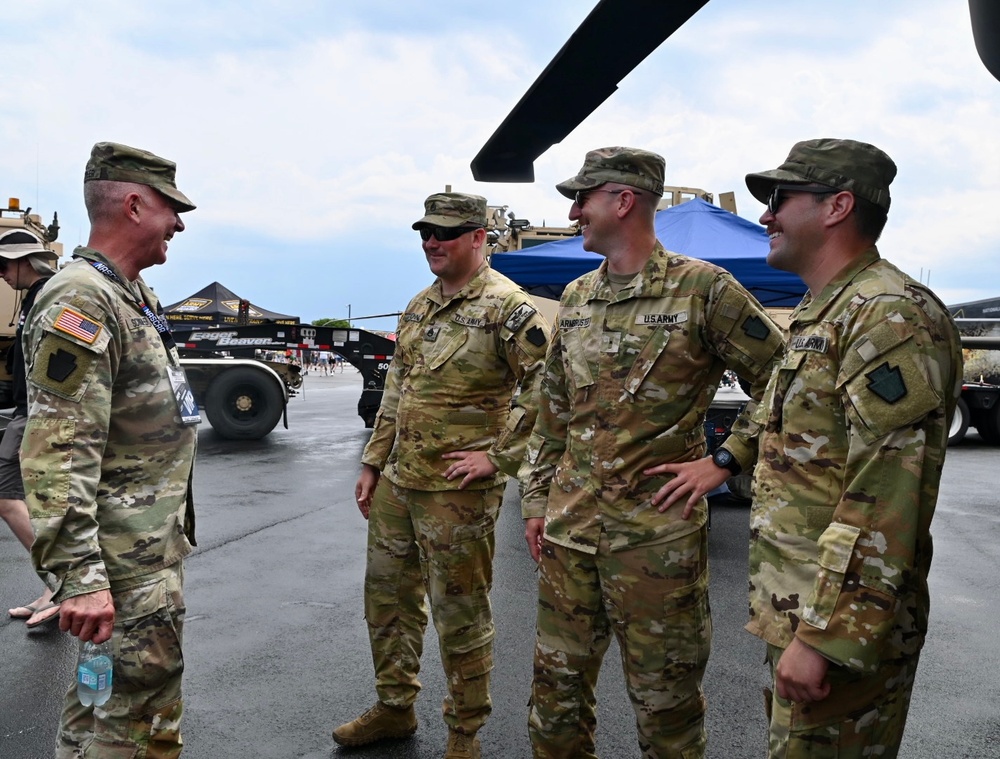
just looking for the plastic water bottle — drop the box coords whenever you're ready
[77,639,113,707]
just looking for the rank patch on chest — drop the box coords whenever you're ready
[600,332,621,353]
[424,326,441,341]
[504,304,537,332]
[789,335,829,353]
[866,362,907,403]
[635,312,687,326]
[53,307,102,344]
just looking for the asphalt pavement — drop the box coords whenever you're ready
[2,370,998,758]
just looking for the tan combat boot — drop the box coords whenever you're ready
[331,702,417,747]
[444,730,481,759]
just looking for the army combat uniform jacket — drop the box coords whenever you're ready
[21,247,197,602]
[521,242,783,552]
[746,247,962,673]
[362,261,549,490]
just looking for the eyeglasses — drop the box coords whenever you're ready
[417,225,482,242]
[766,184,836,215]
[574,188,642,207]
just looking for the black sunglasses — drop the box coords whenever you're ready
[574,188,641,207]
[418,225,482,242]
[766,184,836,215]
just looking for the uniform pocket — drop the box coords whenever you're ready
[800,522,861,631]
[114,577,184,707]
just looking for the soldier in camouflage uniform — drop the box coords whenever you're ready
[660,139,962,758]
[0,229,59,629]
[521,147,783,759]
[332,192,548,759]
[22,142,199,758]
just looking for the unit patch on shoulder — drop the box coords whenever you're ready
[46,348,79,383]
[53,307,102,344]
[525,325,546,347]
[866,362,907,404]
[790,335,829,353]
[741,315,770,341]
[504,304,536,333]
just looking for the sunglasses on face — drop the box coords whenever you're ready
[766,184,835,215]
[417,225,482,242]
[574,188,642,207]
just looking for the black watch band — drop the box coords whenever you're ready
[712,447,742,476]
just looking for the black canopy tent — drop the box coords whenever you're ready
[163,281,299,327]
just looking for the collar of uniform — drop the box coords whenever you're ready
[793,246,882,323]
[429,259,490,305]
[580,241,671,303]
[72,245,144,299]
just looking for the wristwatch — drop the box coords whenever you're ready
[712,447,742,476]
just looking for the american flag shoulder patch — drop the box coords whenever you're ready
[53,307,102,344]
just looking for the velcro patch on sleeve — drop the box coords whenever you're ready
[29,334,100,402]
[53,307,103,344]
[504,304,537,333]
[526,325,546,347]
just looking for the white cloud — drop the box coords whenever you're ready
[3,0,999,326]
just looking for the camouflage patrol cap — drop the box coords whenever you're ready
[746,138,896,211]
[411,192,487,229]
[84,141,196,212]
[556,146,665,199]
[0,229,58,261]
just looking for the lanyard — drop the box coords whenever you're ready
[88,260,176,351]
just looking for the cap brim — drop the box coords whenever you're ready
[555,175,606,200]
[411,214,480,230]
[158,186,196,213]
[0,245,57,260]
[745,168,812,204]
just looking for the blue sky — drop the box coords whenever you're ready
[4,0,999,331]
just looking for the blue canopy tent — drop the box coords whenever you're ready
[491,198,807,307]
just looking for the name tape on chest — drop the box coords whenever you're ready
[635,312,688,326]
[53,307,103,344]
[789,335,830,353]
[403,312,422,323]
[453,313,487,328]
[559,316,592,330]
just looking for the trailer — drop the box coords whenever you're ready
[171,323,395,439]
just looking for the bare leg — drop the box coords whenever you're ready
[2,497,56,617]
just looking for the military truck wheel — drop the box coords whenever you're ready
[205,367,284,440]
[948,397,970,446]
[973,397,1000,445]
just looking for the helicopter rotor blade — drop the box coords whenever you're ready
[471,0,709,183]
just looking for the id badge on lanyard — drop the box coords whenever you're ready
[168,365,201,426]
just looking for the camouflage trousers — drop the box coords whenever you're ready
[529,527,711,759]
[364,480,503,734]
[56,563,186,759]
[765,644,920,758]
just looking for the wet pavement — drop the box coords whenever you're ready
[2,370,998,758]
